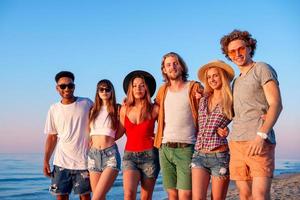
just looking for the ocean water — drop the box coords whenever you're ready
[0,154,300,200]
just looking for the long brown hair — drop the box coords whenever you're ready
[203,67,233,119]
[126,75,153,121]
[89,79,118,130]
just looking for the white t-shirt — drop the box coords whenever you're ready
[44,97,93,170]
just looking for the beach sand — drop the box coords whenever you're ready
[206,173,300,200]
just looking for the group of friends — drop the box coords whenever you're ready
[43,29,282,200]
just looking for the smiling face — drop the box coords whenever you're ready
[163,56,183,81]
[227,39,253,67]
[56,77,75,100]
[206,67,222,90]
[132,77,147,99]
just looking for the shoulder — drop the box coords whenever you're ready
[188,80,203,93]
[254,62,279,84]
[77,97,93,107]
[157,83,168,93]
[48,101,60,112]
[255,62,277,74]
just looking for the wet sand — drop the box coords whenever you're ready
[217,173,300,200]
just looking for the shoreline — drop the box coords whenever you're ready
[217,173,300,200]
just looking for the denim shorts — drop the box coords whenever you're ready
[122,148,160,179]
[50,165,91,195]
[88,144,121,172]
[191,151,230,178]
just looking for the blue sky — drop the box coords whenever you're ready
[0,0,299,159]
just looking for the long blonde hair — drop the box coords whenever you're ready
[126,75,153,121]
[203,67,233,119]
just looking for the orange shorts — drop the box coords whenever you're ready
[229,141,275,181]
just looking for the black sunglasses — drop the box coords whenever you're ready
[98,87,111,93]
[58,83,75,90]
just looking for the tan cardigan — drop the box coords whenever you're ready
[153,81,203,148]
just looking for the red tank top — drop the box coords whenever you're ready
[124,116,155,151]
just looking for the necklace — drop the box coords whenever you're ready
[241,62,256,76]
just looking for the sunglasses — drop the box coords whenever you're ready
[228,46,247,57]
[58,83,75,90]
[98,87,111,93]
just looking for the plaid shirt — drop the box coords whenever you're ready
[195,95,231,151]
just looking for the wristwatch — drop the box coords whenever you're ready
[257,131,268,139]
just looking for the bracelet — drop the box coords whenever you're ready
[257,131,268,139]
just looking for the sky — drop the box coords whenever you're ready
[0,0,299,159]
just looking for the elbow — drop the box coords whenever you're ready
[277,99,283,113]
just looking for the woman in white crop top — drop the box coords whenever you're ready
[87,79,121,200]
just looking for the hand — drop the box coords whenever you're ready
[195,91,202,99]
[247,135,265,156]
[261,114,267,121]
[122,97,127,106]
[43,161,51,178]
[217,127,229,138]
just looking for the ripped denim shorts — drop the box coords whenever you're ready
[122,148,160,179]
[50,165,91,195]
[191,151,230,177]
[88,144,121,172]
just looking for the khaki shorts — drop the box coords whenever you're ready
[229,141,275,181]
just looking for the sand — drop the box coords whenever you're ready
[219,173,300,200]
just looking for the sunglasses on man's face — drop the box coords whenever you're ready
[58,83,75,90]
[227,46,247,57]
[98,87,111,93]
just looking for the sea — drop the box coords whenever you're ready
[0,153,300,200]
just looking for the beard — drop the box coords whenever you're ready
[167,71,182,81]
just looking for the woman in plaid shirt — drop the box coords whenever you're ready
[191,60,235,200]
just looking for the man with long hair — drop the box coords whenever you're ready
[154,52,202,200]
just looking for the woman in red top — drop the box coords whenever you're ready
[116,70,159,200]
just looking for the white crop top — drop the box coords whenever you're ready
[89,106,116,138]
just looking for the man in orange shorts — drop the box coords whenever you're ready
[220,30,283,200]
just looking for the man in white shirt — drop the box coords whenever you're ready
[43,71,93,200]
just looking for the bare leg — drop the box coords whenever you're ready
[89,171,101,194]
[92,168,118,200]
[178,189,192,200]
[167,189,179,200]
[123,170,141,200]
[80,193,91,200]
[252,177,272,200]
[235,180,252,200]
[57,195,69,200]
[211,176,229,200]
[140,177,157,200]
[192,168,210,200]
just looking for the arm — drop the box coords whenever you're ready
[43,134,57,178]
[152,103,159,120]
[115,106,126,141]
[258,80,282,133]
[248,80,283,156]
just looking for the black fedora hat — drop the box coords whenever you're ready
[123,70,156,97]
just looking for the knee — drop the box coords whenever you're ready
[124,190,136,200]
[140,193,152,200]
[252,191,270,200]
[192,197,206,200]
[237,188,252,199]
